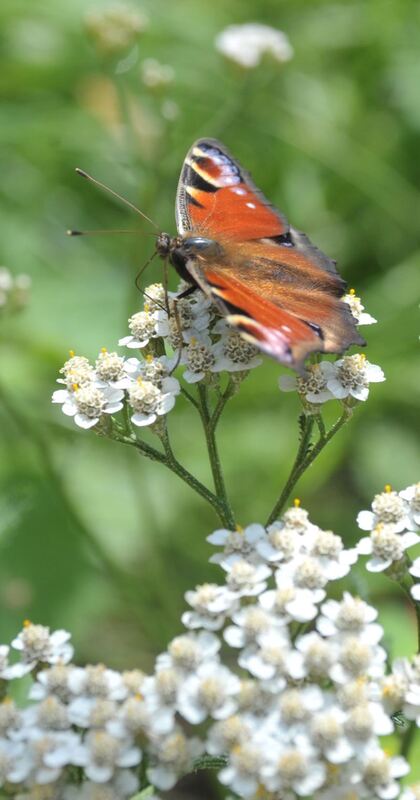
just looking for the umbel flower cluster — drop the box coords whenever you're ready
[0,491,419,799]
[52,282,382,431]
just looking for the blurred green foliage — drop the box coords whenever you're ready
[0,0,419,713]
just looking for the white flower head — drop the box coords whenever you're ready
[67,664,127,701]
[274,557,328,621]
[125,353,175,389]
[317,593,383,643]
[212,320,263,372]
[11,622,73,674]
[147,728,203,790]
[351,747,409,800]
[238,627,291,688]
[63,771,139,799]
[119,308,161,348]
[52,383,123,429]
[224,604,277,649]
[410,557,420,602]
[303,527,358,580]
[206,714,251,756]
[279,362,334,404]
[72,730,141,783]
[177,661,240,724]
[357,485,414,533]
[256,521,300,563]
[58,352,95,389]
[344,289,377,325]
[94,348,127,387]
[157,631,220,673]
[218,740,265,797]
[182,583,239,630]
[400,482,420,527]
[181,335,218,383]
[207,523,266,565]
[357,524,419,572]
[128,376,178,427]
[162,292,212,350]
[329,635,386,685]
[221,558,271,597]
[289,631,338,681]
[326,353,385,402]
[215,23,293,69]
[261,736,326,796]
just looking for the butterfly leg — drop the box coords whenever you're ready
[176,285,197,300]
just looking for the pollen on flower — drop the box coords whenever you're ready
[69,349,75,357]
[236,524,244,533]
[293,498,301,507]
[385,484,392,493]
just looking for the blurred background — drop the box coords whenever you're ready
[0,0,419,713]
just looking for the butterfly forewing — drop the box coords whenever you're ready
[176,139,289,241]
[174,138,364,371]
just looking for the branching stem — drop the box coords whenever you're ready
[266,409,351,525]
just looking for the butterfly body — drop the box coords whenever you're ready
[157,139,364,372]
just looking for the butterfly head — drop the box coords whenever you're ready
[156,231,177,259]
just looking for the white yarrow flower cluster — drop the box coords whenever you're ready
[215,23,294,68]
[2,493,419,797]
[156,501,409,799]
[53,281,267,429]
[357,483,419,572]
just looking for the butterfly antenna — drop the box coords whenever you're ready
[67,229,157,237]
[135,251,159,294]
[75,168,160,230]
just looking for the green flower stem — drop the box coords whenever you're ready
[180,385,200,411]
[113,428,227,524]
[266,409,351,526]
[197,384,236,529]
[398,569,420,654]
[210,377,236,431]
[400,720,417,758]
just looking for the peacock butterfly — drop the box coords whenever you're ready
[156,138,365,373]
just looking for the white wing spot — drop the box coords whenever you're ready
[246,202,256,209]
